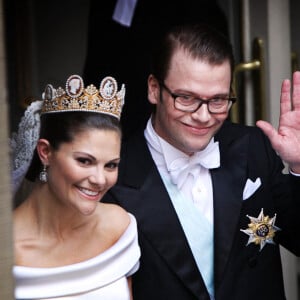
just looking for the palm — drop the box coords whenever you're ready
[256,71,300,172]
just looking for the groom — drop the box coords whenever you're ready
[103,23,300,300]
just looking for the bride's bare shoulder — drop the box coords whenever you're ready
[97,202,132,235]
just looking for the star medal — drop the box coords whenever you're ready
[240,208,281,251]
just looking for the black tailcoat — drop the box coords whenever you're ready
[103,121,300,300]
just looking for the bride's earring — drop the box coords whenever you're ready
[39,164,48,183]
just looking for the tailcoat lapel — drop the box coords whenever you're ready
[212,123,249,289]
[118,132,210,299]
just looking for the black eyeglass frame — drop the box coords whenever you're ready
[159,81,237,114]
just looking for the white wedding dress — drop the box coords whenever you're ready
[14,214,140,300]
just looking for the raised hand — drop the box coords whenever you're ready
[256,71,300,173]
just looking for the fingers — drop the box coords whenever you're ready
[292,71,300,110]
[256,120,277,142]
[279,71,300,116]
[280,78,291,115]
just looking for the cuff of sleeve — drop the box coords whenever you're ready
[289,169,300,176]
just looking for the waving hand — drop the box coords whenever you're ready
[256,71,300,173]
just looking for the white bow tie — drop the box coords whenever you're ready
[168,141,220,189]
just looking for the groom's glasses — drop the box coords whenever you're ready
[160,82,236,114]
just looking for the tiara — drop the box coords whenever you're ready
[41,75,125,119]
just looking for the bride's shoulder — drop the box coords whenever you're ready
[97,202,133,236]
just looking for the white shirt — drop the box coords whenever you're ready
[144,119,220,224]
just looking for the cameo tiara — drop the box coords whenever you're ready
[41,75,125,119]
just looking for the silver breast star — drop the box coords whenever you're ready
[240,208,281,251]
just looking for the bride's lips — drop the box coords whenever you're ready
[77,186,101,201]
